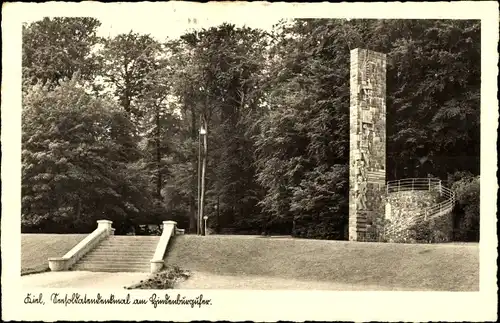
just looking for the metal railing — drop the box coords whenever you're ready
[385,178,455,235]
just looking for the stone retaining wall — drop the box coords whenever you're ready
[385,191,453,243]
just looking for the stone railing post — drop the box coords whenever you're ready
[163,220,177,235]
[97,219,113,232]
[150,221,178,273]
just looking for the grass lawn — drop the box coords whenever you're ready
[164,235,479,291]
[21,234,87,275]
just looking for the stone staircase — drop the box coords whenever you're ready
[385,178,455,237]
[71,235,160,272]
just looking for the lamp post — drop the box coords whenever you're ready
[197,127,202,235]
[203,215,208,236]
[198,123,207,235]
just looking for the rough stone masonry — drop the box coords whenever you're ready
[349,48,387,241]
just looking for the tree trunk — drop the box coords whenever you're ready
[156,106,162,199]
[199,119,208,235]
[197,125,202,234]
[189,204,196,234]
[189,102,197,234]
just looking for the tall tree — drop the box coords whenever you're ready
[22,17,102,87]
[137,50,179,202]
[375,20,481,180]
[166,24,269,233]
[22,77,153,233]
[255,19,480,239]
[20,18,480,241]
[99,32,161,120]
[255,19,359,237]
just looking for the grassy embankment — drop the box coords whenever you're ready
[163,235,479,291]
[21,234,87,275]
[22,233,478,291]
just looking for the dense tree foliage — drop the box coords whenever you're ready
[99,32,161,119]
[255,19,480,238]
[21,18,480,241]
[255,20,356,237]
[22,17,102,88]
[161,24,271,233]
[379,20,481,180]
[22,78,153,233]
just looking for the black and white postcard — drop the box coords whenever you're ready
[1,1,498,322]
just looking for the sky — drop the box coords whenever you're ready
[19,2,337,42]
[20,1,488,42]
[96,16,280,41]
[21,2,285,42]
[23,11,282,41]
[22,15,281,42]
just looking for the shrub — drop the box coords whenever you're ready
[450,173,480,242]
[125,266,190,289]
[290,165,349,240]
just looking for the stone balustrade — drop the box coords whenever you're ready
[150,220,177,273]
[48,220,114,271]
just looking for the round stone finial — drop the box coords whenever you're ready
[97,219,113,230]
[163,220,177,225]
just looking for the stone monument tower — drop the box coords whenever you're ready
[349,48,387,241]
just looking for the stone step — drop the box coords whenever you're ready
[102,238,158,240]
[73,259,151,265]
[96,243,157,250]
[74,265,150,271]
[81,253,153,261]
[71,265,150,272]
[94,244,157,251]
[100,240,158,246]
[109,235,160,238]
[86,251,155,256]
[101,240,159,243]
[72,267,150,273]
[81,254,153,261]
[100,238,159,243]
[82,251,153,257]
[100,244,157,247]
[87,249,156,256]
[73,261,150,266]
[102,242,158,246]
[88,252,156,258]
[78,259,150,265]
[71,235,160,272]
[102,238,159,241]
[74,260,149,265]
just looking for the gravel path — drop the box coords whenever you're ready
[175,271,428,291]
[22,271,150,288]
